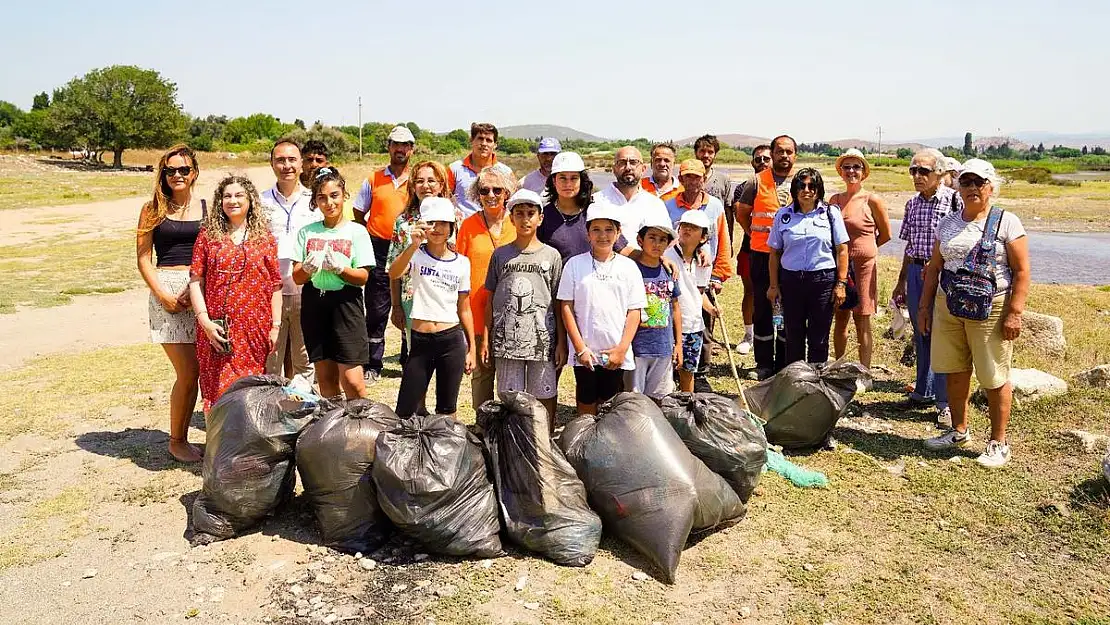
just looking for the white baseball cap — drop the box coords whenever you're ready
[550,151,586,175]
[585,202,622,226]
[506,189,543,211]
[958,158,998,183]
[419,197,455,223]
[638,214,676,240]
[677,210,711,231]
[388,125,415,144]
[944,156,962,173]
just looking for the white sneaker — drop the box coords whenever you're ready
[736,338,752,355]
[937,406,953,428]
[924,427,970,451]
[976,440,1011,468]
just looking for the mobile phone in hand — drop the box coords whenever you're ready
[212,318,232,354]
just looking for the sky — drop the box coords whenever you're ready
[2,0,1106,143]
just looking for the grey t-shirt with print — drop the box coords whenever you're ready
[485,243,564,361]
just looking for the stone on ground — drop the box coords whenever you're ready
[1021,311,1066,357]
[1073,364,1110,389]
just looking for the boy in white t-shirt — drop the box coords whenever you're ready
[664,210,716,392]
[388,197,476,417]
[556,203,647,415]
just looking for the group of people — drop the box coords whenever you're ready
[136,123,1030,468]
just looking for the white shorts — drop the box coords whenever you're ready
[625,356,675,399]
[494,358,558,400]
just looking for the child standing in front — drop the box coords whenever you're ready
[627,216,682,402]
[665,210,716,393]
[557,204,647,415]
[482,189,565,424]
[388,197,476,417]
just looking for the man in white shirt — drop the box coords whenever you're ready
[261,139,319,389]
[519,136,560,196]
[591,146,671,251]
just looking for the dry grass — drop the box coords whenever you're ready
[0,234,138,313]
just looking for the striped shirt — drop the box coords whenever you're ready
[899,186,963,260]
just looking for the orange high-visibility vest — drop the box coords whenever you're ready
[749,168,783,253]
[365,167,410,240]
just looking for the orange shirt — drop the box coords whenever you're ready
[365,167,410,240]
[641,176,682,201]
[455,211,516,333]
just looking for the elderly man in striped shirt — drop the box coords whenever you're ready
[892,148,963,426]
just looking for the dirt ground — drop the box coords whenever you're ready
[0,165,1108,625]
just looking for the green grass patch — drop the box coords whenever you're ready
[0,234,140,313]
[0,169,150,210]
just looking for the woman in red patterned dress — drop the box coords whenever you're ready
[189,175,283,409]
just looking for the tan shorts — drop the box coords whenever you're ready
[930,291,1012,390]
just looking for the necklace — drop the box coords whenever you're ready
[590,251,615,278]
[480,209,502,249]
[555,202,582,225]
[168,197,191,212]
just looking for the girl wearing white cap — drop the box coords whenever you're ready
[388,197,477,418]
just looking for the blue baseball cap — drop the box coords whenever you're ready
[537,137,562,153]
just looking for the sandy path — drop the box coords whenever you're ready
[1,166,276,246]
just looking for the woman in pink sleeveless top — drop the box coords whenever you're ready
[829,149,891,369]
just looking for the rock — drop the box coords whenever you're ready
[802,563,814,572]
[514,576,528,592]
[434,585,458,598]
[314,573,335,585]
[949,456,963,464]
[81,569,98,579]
[391,584,408,593]
[1073,365,1110,389]
[631,571,649,581]
[290,584,304,596]
[358,558,377,571]
[979,368,1068,403]
[739,606,752,618]
[1062,429,1110,454]
[523,603,540,611]
[323,615,338,624]
[479,560,493,569]
[1020,312,1066,357]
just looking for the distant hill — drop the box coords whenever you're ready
[499,125,608,143]
[1012,131,1110,149]
[676,133,770,149]
[823,138,930,152]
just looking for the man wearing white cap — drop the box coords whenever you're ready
[519,137,561,195]
[942,156,962,190]
[353,125,414,382]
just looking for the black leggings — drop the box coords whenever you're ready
[396,325,467,417]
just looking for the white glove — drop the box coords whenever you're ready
[301,250,325,276]
[321,248,345,274]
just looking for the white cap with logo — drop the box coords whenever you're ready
[388,125,416,144]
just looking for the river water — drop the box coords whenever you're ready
[586,171,1107,285]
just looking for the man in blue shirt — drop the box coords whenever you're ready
[766,169,849,366]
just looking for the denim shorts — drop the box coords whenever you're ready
[680,332,703,373]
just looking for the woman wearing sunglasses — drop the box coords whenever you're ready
[918,159,1030,468]
[189,175,282,411]
[137,145,206,462]
[765,168,850,366]
[457,166,519,409]
[829,149,892,369]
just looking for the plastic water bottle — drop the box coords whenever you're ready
[772,298,784,330]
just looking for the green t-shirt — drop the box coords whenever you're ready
[293,220,375,291]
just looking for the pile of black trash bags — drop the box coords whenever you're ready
[189,376,769,583]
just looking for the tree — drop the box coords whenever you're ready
[1082,145,1088,155]
[0,101,23,127]
[223,113,289,144]
[963,132,974,156]
[895,147,914,159]
[293,118,306,130]
[1037,142,1045,153]
[48,65,186,167]
[31,92,49,111]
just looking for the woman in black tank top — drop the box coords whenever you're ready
[136,144,205,463]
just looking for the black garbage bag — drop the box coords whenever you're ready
[475,392,602,567]
[744,360,871,449]
[661,392,768,503]
[372,414,503,558]
[191,375,315,543]
[296,399,400,554]
[558,393,742,583]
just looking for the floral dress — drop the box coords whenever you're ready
[190,228,282,408]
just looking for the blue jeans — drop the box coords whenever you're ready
[906,263,947,407]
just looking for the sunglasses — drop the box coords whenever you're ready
[164,166,193,178]
[798,182,818,191]
[959,176,989,188]
[909,166,934,176]
[478,186,505,196]
[841,164,864,172]
[753,156,772,163]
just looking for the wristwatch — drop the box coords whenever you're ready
[836,280,848,286]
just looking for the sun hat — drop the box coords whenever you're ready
[506,189,543,211]
[958,158,998,184]
[835,148,871,179]
[550,151,586,174]
[419,196,456,223]
[944,156,962,173]
[677,210,711,231]
[678,159,706,177]
[585,202,622,226]
[537,137,562,153]
[638,214,676,240]
[387,125,415,144]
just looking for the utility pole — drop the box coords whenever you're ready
[358,96,363,160]
[877,124,882,158]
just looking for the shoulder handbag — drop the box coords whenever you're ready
[825,205,859,311]
[939,206,1004,321]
